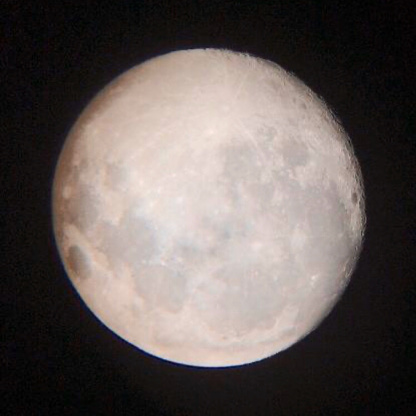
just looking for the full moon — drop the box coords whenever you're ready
[53,48,365,367]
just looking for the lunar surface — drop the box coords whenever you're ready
[52,48,365,367]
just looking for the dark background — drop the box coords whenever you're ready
[2,1,415,415]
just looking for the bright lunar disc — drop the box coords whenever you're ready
[53,48,365,367]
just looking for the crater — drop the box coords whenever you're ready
[66,245,91,280]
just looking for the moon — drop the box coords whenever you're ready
[52,48,365,367]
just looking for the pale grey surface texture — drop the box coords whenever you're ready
[53,49,365,367]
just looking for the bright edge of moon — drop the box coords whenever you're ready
[52,48,366,368]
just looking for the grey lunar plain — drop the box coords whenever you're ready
[53,49,366,367]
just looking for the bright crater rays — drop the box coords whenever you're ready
[53,48,365,367]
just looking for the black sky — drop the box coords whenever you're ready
[2,1,415,415]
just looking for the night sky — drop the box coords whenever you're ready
[3,1,415,415]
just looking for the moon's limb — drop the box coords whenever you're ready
[53,49,365,367]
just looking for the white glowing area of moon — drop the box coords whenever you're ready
[53,49,365,367]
